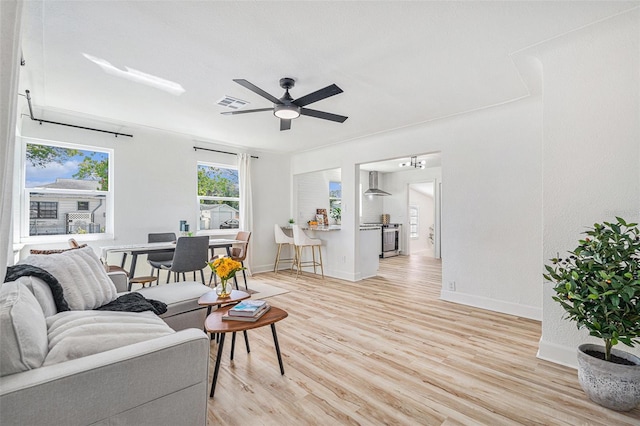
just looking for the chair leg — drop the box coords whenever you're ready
[241,262,248,291]
[200,269,205,285]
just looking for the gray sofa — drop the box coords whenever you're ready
[0,248,213,426]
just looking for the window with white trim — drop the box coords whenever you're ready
[197,162,240,231]
[409,205,419,239]
[23,140,112,239]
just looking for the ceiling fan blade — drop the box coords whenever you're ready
[233,79,282,104]
[300,108,348,123]
[293,84,343,107]
[280,119,291,131]
[221,108,273,115]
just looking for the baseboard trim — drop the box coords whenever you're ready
[440,290,542,321]
[536,339,578,369]
[252,263,357,281]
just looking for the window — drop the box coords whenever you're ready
[409,205,419,239]
[23,140,112,238]
[30,201,58,219]
[329,181,341,221]
[197,162,240,231]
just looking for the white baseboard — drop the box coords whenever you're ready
[440,289,542,321]
[252,263,357,281]
[536,339,578,369]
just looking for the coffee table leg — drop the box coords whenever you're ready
[210,333,226,398]
[270,324,285,375]
[243,330,250,353]
[230,332,236,361]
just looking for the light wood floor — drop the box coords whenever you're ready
[206,256,640,425]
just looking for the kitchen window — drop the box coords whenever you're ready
[22,140,112,240]
[197,162,240,231]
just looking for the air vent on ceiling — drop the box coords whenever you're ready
[216,96,250,110]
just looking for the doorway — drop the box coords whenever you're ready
[408,181,440,258]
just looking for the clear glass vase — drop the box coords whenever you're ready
[215,279,233,298]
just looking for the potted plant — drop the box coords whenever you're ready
[330,207,341,225]
[544,217,640,411]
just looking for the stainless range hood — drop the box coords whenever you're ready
[364,171,391,196]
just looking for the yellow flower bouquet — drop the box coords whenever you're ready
[208,257,245,297]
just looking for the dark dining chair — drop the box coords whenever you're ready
[147,232,176,283]
[161,236,209,284]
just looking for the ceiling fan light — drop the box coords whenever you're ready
[274,104,300,119]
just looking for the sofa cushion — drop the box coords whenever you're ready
[0,281,48,376]
[44,310,175,366]
[20,246,118,310]
[136,282,212,320]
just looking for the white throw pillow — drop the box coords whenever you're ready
[13,275,57,318]
[0,281,49,376]
[20,246,118,310]
[44,310,174,366]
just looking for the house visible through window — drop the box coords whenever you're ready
[23,140,112,238]
[197,162,241,231]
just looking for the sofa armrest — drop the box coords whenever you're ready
[0,329,209,426]
[107,270,128,292]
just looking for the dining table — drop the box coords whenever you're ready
[100,238,244,283]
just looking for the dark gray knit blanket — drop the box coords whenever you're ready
[4,264,167,315]
[96,292,167,315]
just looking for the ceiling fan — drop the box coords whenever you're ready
[221,78,348,131]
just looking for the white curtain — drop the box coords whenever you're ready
[237,153,253,276]
[0,0,23,282]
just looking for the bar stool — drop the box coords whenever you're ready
[292,225,324,279]
[273,224,296,274]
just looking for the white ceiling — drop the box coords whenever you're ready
[19,1,638,154]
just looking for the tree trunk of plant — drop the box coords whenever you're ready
[605,339,612,362]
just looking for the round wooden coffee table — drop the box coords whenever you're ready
[205,305,288,398]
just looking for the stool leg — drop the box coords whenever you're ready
[312,245,317,274]
[317,245,324,279]
[274,244,282,273]
[270,324,285,375]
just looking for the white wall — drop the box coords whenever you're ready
[534,9,640,367]
[292,96,543,320]
[16,112,291,276]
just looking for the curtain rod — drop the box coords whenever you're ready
[22,90,133,138]
[193,146,258,159]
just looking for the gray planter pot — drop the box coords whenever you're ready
[577,343,640,411]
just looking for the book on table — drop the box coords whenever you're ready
[222,305,270,322]
[228,300,268,317]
